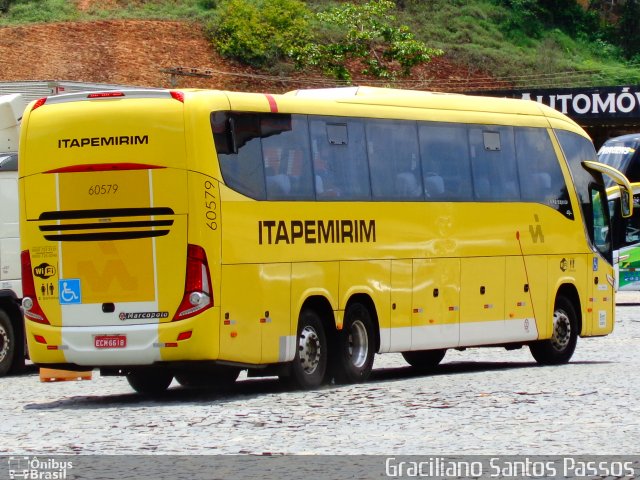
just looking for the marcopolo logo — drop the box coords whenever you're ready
[7,456,72,480]
[33,263,56,280]
[119,311,169,321]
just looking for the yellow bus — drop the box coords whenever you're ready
[18,87,632,394]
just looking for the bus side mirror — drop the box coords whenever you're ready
[621,189,632,218]
[582,160,634,218]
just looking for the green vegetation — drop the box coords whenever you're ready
[211,0,310,67]
[291,0,443,81]
[0,0,216,22]
[0,0,78,22]
[397,0,640,87]
[0,0,638,88]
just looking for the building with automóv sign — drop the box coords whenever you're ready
[479,85,640,149]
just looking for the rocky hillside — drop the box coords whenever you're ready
[0,18,495,93]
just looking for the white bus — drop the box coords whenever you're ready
[0,93,26,376]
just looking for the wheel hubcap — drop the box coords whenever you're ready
[551,309,571,352]
[298,325,321,374]
[348,319,369,369]
[0,325,8,363]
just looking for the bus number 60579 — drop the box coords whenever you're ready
[204,180,217,230]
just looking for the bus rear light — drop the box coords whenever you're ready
[170,91,185,103]
[173,244,213,321]
[34,335,47,344]
[189,292,207,306]
[21,250,50,325]
[177,331,192,341]
[31,97,47,111]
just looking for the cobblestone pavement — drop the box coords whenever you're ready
[2,300,640,456]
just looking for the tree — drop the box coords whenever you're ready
[0,0,14,13]
[617,0,640,59]
[291,0,443,82]
[210,0,310,67]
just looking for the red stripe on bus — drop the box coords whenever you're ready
[44,163,165,174]
[265,94,278,113]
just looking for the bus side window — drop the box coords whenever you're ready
[418,122,472,201]
[261,114,314,201]
[367,119,423,200]
[310,117,371,201]
[214,112,266,200]
[263,147,290,199]
[516,127,567,207]
[623,194,640,244]
[469,126,519,201]
[625,149,640,182]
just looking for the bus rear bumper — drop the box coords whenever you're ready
[25,311,220,366]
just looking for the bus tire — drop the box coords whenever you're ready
[126,369,173,395]
[175,366,240,389]
[402,349,446,370]
[529,296,578,365]
[0,309,16,377]
[332,302,375,384]
[288,308,327,389]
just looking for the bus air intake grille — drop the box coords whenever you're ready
[37,207,175,242]
[38,207,174,221]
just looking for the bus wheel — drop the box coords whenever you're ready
[288,309,327,389]
[333,302,375,384]
[530,296,578,365]
[402,349,446,370]
[126,369,173,395]
[175,367,240,389]
[0,309,16,377]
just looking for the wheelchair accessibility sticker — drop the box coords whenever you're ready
[59,279,81,305]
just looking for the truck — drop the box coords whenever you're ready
[0,93,26,375]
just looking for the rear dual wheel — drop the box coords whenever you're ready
[332,302,375,384]
[288,302,376,389]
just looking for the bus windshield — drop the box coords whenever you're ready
[597,136,640,185]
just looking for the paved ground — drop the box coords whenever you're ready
[2,303,639,457]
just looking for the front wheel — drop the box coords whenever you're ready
[529,296,578,365]
[126,369,173,395]
[0,309,16,377]
[332,302,375,384]
[287,309,327,389]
